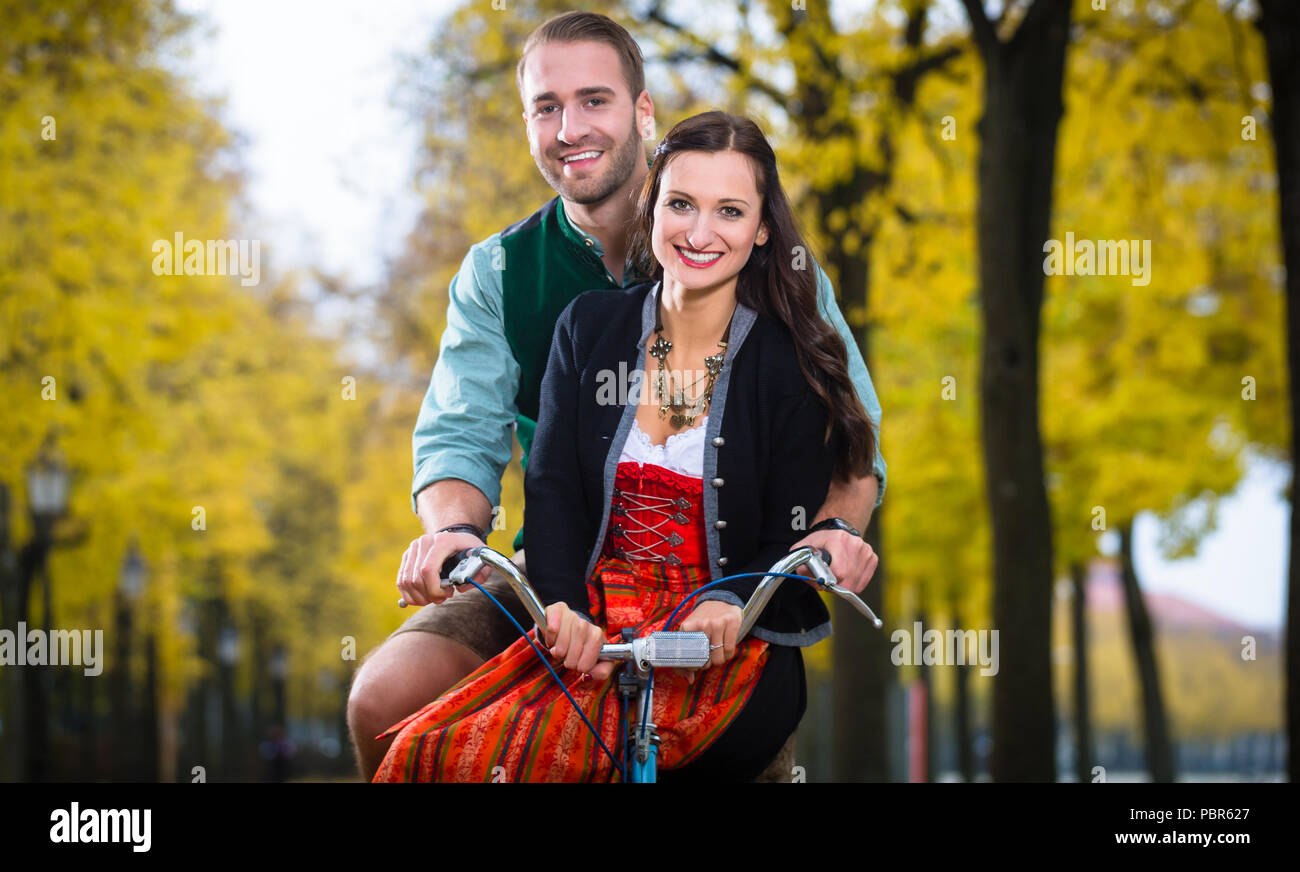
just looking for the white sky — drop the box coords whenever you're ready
[173,0,1290,631]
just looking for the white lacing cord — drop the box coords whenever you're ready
[617,492,685,563]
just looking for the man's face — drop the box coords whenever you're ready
[650,150,770,293]
[520,41,649,205]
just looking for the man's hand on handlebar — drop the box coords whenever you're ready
[542,603,616,681]
[678,600,743,683]
[395,531,491,607]
[790,529,878,594]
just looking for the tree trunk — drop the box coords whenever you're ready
[111,593,133,780]
[951,592,975,781]
[1117,520,1175,782]
[1070,561,1094,783]
[23,561,50,781]
[961,0,1071,782]
[142,633,160,782]
[1257,0,1300,786]
[831,332,891,781]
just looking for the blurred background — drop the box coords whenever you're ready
[0,0,1292,782]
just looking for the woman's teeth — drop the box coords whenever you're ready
[676,246,722,264]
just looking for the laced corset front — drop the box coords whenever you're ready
[602,417,709,568]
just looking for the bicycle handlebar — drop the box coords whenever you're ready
[419,545,881,666]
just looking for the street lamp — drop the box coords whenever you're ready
[119,547,145,601]
[21,452,68,782]
[218,626,240,667]
[218,625,240,777]
[25,457,69,523]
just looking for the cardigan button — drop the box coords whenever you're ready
[716,556,728,567]
[712,436,725,447]
[711,477,724,488]
[714,519,727,530]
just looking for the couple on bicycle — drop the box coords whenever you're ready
[349,11,886,783]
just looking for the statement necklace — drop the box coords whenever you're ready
[648,306,732,428]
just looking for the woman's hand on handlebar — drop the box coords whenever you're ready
[395,530,490,607]
[542,603,615,681]
[678,600,742,682]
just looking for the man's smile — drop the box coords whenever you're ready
[560,149,603,170]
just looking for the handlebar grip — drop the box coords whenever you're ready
[441,548,474,581]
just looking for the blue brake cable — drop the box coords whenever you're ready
[467,570,818,778]
[466,579,625,781]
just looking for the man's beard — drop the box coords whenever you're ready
[536,124,644,205]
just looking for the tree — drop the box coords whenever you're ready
[1256,0,1300,782]
[1043,0,1281,782]
[958,0,1073,782]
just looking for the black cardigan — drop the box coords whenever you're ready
[523,280,841,645]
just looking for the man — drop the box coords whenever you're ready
[347,11,885,780]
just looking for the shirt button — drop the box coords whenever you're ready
[711,477,724,488]
[712,436,725,447]
[584,238,594,246]
[717,557,728,567]
[714,520,727,530]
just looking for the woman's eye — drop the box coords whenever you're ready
[722,206,743,218]
[668,199,691,212]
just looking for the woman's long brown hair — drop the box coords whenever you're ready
[628,110,877,482]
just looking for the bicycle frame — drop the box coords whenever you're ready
[443,545,882,782]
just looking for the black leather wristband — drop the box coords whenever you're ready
[808,517,862,539]
[436,523,486,540]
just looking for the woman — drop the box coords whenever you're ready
[373,111,877,782]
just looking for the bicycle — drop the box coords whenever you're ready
[400,545,883,782]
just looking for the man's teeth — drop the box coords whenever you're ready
[677,246,721,264]
[563,151,601,163]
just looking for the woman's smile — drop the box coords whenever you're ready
[674,244,723,267]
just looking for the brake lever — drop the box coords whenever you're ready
[805,549,883,629]
[398,548,476,608]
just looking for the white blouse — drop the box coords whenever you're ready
[618,415,708,478]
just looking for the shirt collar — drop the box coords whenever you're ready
[556,196,605,256]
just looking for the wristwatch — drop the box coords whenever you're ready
[437,523,486,540]
[807,517,863,539]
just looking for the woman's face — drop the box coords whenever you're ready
[651,150,769,294]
